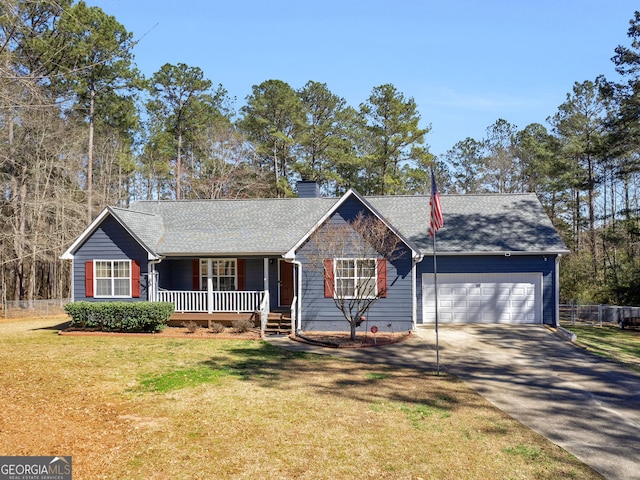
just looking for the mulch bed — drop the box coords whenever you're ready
[59,325,412,348]
[59,325,262,340]
[292,330,412,348]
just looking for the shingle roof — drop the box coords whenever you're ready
[368,194,569,254]
[129,198,338,255]
[109,207,165,253]
[119,192,567,257]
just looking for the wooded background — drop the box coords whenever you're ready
[2,1,640,305]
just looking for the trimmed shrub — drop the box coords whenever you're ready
[231,318,255,333]
[182,321,200,333]
[209,322,225,334]
[64,301,174,332]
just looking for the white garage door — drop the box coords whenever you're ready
[422,273,542,324]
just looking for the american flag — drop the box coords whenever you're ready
[429,169,444,237]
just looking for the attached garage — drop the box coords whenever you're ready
[422,273,542,324]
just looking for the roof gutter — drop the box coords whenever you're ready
[429,250,570,257]
[159,252,286,258]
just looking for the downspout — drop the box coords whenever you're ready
[555,254,561,327]
[148,256,164,302]
[70,258,75,302]
[411,258,417,331]
[412,253,424,331]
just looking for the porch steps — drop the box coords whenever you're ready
[264,310,292,335]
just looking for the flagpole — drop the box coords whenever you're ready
[433,229,440,376]
[429,167,443,376]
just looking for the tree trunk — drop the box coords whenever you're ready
[273,140,280,197]
[87,87,95,223]
[176,129,182,200]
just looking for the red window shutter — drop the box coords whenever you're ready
[131,260,141,298]
[85,260,94,297]
[192,259,200,290]
[237,259,246,290]
[377,258,387,298]
[324,259,335,298]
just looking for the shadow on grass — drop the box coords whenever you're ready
[195,340,471,414]
[31,320,72,331]
[201,342,313,381]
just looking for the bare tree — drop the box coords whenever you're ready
[306,212,405,340]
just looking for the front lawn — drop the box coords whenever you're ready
[0,318,603,479]
[560,323,640,371]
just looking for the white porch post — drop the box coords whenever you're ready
[207,259,213,314]
[148,262,155,302]
[263,258,269,292]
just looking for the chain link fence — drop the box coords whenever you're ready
[1,299,70,319]
[560,304,640,328]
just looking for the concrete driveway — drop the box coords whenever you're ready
[268,325,640,480]
[417,325,640,480]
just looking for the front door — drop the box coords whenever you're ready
[279,260,294,306]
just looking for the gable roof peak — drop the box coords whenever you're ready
[284,187,422,260]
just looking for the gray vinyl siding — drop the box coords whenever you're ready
[156,259,192,290]
[245,258,265,291]
[73,216,149,301]
[299,250,413,332]
[297,198,414,333]
[417,255,558,325]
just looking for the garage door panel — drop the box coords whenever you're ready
[453,298,468,308]
[423,273,541,324]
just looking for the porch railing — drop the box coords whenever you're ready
[157,290,265,314]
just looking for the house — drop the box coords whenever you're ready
[61,181,570,334]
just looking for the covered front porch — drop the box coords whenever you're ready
[148,257,298,335]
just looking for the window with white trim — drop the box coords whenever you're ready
[200,259,237,291]
[95,260,131,297]
[335,258,377,298]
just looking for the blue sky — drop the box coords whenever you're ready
[88,0,635,157]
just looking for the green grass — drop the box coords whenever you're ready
[0,317,605,480]
[560,323,640,371]
[365,372,391,380]
[400,402,452,427]
[503,444,543,461]
[137,365,239,392]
